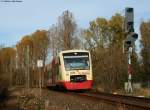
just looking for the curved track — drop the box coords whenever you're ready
[47,87,150,110]
[75,92,150,110]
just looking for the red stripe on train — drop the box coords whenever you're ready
[62,80,93,90]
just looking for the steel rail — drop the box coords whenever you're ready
[47,88,150,109]
[76,92,150,109]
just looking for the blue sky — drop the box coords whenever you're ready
[0,0,150,46]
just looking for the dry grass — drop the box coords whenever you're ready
[117,103,126,110]
[114,88,150,98]
[133,88,150,97]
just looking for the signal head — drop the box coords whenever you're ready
[125,7,134,33]
[132,33,138,39]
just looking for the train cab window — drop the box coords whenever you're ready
[63,55,90,71]
[86,60,90,68]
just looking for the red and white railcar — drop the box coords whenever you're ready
[47,50,93,90]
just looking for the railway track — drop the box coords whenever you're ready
[46,87,150,110]
[74,92,150,110]
[47,87,150,110]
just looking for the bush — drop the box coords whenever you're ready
[0,74,9,103]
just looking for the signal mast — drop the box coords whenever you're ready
[124,7,138,93]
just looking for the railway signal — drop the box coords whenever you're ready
[124,32,138,51]
[125,7,134,33]
[124,7,138,93]
[124,7,138,52]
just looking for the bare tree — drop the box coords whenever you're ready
[58,10,77,50]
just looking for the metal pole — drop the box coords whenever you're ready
[37,60,43,99]
[39,67,42,99]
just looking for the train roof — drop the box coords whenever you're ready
[59,49,90,54]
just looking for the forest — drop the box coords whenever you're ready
[0,10,150,92]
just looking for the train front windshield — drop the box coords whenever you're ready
[63,52,90,71]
